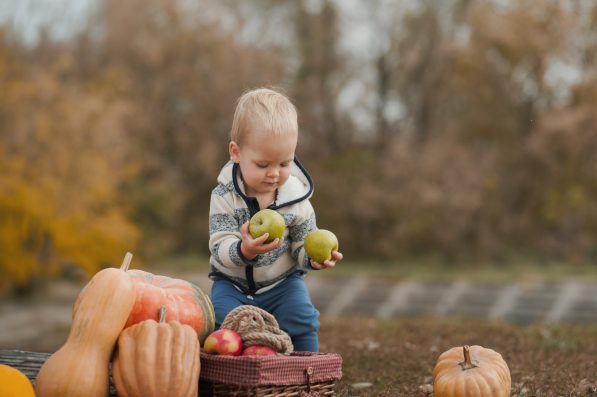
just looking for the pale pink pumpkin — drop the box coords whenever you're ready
[125,269,215,342]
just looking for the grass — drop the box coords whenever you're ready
[327,259,597,282]
[145,253,597,282]
[140,254,597,395]
[319,316,597,396]
[3,253,596,395]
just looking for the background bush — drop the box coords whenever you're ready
[1,0,597,288]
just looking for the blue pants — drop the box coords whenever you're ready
[211,273,320,352]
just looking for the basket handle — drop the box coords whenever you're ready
[299,367,321,397]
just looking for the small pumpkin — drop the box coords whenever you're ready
[35,254,136,397]
[433,345,511,397]
[125,269,215,343]
[112,306,200,397]
[0,364,35,397]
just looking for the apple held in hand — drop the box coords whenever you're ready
[249,209,286,243]
[304,229,339,263]
[204,329,243,356]
[242,345,278,356]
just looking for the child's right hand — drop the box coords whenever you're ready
[310,250,343,270]
[239,221,283,260]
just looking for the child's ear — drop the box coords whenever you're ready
[229,141,240,163]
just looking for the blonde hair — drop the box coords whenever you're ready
[230,88,298,145]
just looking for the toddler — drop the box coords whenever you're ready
[208,87,343,351]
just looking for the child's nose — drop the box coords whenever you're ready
[267,167,279,177]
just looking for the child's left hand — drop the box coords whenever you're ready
[310,250,343,270]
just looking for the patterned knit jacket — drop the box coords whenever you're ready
[208,159,317,295]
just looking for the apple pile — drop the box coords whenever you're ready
[203,329,278,356]
[249,209,340,265]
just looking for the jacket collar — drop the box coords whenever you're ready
[217,157,314,210]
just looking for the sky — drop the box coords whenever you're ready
[0,0,98,46]
[0,0,586,129]
[0,0,391,130]
[0,0,390,52]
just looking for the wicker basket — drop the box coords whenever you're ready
[199,351,342,397]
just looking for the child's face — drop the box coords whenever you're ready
[230,132,297,197]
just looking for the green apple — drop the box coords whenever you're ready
[249,209,286,243]
[304,229,339,263]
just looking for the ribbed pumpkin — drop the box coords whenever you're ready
[0,364,35,397]
[112,307,200,397]
[125,269,215,343]
[35,254,136,397]
[433,345,511,397]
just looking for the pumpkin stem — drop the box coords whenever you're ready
[120,252,133,272]
[459,345,478,371]
[159,306,167,323]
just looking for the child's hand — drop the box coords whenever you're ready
[310,250,343,270]
[239,221,283,260]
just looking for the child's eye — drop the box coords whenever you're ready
[281,163,290,167]
[257,163,268,168]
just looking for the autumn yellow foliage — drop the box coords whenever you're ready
[0,145,139,288]
[2,0,597,288]
[0,42,139,288]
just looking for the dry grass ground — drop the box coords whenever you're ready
[318,316,597,396]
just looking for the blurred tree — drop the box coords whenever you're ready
[97,0,289,254]
[1,0,597,273]
[290,0,346,154]
[0,31,139,290]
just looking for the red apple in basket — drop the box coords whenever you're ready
[242,345,277,356]
[204,329,243,356]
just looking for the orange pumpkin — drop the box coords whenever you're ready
[433,345,511,397]
[112,307,200,397]
[36,255,136,397]
[0,364,35,397]
[125,270,215,342]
